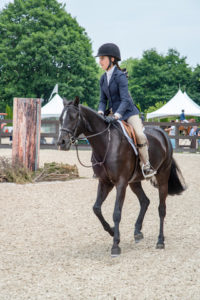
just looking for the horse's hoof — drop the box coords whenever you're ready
[156,243,165,249]
[111,246,121,257]
[134,232,144,243]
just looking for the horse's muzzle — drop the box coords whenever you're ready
[57,135,71,151]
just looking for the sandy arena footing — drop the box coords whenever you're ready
[0,149,200,300]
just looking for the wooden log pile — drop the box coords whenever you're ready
[33,162,79,182]
[0,158,79,183]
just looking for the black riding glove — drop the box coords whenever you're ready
[104,116,117,124]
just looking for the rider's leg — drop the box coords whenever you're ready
[127,114,156,178]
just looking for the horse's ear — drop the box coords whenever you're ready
[74,96,80,107]
[63,97,68,106]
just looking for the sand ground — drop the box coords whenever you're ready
[0,149,200,300]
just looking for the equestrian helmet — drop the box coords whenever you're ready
[96,43,121,61]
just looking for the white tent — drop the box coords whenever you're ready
[147,89,200,120]
[183,91,200,109]
[41,93,64,119]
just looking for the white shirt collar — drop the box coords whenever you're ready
[106,65,116,84]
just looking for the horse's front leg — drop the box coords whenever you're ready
[157,182,168,249]
[111,182,127,257]
[93,180,114,236]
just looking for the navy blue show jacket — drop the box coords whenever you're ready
[98,67,139,120]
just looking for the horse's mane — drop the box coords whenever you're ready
[79,104,105,123]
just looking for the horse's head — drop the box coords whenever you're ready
[57,96,80,150]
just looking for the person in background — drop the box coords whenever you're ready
[180,109,188,123]
[189,126,198,136]
[164,120,176,149]
[189,126,198,149]
[197,130,200,150]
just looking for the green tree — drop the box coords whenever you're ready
[187,65,200,105]
[126,49,192,111]
[145,101,166,114]
[144,101,166,121]
[5,104,13,119]
[120,57,139,76]
[0,0,99,110]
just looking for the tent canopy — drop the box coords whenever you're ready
[41,93,64,119]
[147,89,200,120]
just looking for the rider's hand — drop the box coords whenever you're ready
[104,115,118,124]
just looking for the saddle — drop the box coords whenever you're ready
[121,120,137,145]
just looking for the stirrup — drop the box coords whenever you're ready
[142,162,157,179]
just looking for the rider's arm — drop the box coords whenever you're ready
[115,73,131,117]
[98,76,108,114]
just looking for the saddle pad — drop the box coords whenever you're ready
[117,120,138,155]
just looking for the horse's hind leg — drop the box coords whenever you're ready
[93,180,114,237]
[129,182,150,242]
[156,182,168,249]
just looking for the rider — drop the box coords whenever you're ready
[96,43,156,178]
[180,109,188,123]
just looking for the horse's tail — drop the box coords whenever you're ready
[168,157,187,196]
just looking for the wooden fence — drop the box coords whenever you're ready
[144,121,200,153]
[0,119,200,152]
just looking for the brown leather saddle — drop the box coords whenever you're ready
[121,120,137,145]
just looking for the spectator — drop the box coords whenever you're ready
[180,109,188,123]
[189,126,198,149]
[197,130,200,150]
[165,120,176,149]
[189,126,198,136]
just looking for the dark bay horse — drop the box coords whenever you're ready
[58,97,186,257]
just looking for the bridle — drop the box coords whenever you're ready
[60,105,111,168]
[60,106,81,144]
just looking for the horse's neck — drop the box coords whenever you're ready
[80,106,106,135]
[80,106,108,149]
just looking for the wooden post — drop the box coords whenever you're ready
[12,98,41,171]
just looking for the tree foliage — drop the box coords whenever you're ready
[144,101,166,114]
[0,1,199,114]
[126,49,193,111]
[5,104,13,119]
[187,65,200,105]
[0,0,99,111]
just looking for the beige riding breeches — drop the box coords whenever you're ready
[127,114,149,165]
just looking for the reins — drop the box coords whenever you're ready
[60,106,112,168]
[75,124,111,168]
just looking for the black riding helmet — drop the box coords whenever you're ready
[96,43,121,61]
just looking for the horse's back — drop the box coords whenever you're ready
[144,126,173,170]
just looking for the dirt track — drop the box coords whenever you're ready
[0,149,200,300]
